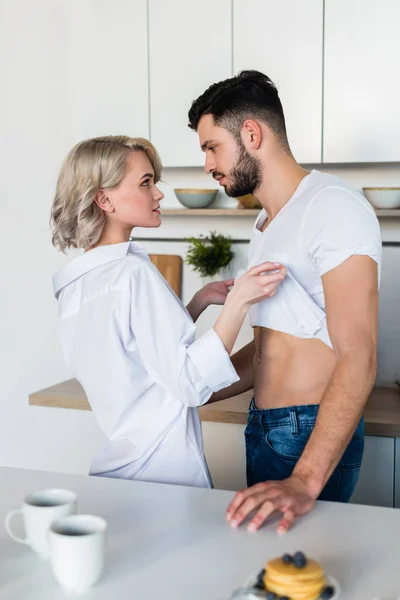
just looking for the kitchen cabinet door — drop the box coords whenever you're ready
[69,0,149,142]
[350,436,395,508]
[395,438,400,508]
[148,0,232,167]
[202,422,247,492]
[233,0,323,164]
[324,0,400,162]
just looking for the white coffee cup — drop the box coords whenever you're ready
[5,488,77,559]
[48,514,107,593]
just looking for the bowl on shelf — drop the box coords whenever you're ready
[236,194,262,209]
[174,188,218,209]
[362,187,400,209]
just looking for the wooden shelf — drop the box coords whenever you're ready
[161,208,400,217]
[29,379,400,437]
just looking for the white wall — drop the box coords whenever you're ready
[0,2,399,482]
[0,0,104,474]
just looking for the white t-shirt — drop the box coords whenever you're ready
[247,169,382,347]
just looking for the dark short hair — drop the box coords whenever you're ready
[188,70,289,151]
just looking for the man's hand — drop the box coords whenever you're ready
[226,475,317,534]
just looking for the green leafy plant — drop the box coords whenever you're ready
[185,231,234,277]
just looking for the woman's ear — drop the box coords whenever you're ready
[94,189,114,213]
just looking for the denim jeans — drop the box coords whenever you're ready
[245,399,364,502]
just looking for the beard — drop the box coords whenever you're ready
[223,142,263,198]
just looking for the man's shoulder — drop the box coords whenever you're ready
[301,171,378,227]
[303,170,367,206]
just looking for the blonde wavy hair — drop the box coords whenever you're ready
[50,135,162,252]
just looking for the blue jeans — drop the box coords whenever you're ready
[245,399,364,502]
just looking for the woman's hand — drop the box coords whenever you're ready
[198,278,235,306]
[186,279,235,322]
[187,263,286,322]
[213,262,287,355]
[228,262,287,309]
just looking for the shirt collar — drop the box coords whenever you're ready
[52,241,148,297]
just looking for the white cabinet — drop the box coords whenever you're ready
[324,0,400,163]
[350,436,395,508]
[148,0,232,167]
[68,0,149,142]
[202,422,247,492]
[395,438,400,508]
[203,425,396,506]
[233,0,323,164]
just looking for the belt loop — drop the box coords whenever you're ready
[289,407,299,436]
[250,397,259,423]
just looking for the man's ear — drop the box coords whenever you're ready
[94,189,114,213]
[242,119,263,150]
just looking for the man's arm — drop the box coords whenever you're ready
[226,255,378,532]
[206,340,255,404]
[291,255,378,495]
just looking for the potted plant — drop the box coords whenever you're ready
[185,231,234,283]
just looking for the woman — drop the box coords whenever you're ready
[51,135,286,488]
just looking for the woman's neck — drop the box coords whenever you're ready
[85,226,132,252]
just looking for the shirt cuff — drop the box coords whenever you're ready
[186,329,239,393]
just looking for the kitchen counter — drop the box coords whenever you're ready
[1,466,400,599]
[29,379,400,437]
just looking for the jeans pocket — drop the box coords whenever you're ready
[264,427,309,462]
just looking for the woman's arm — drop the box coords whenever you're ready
[130,260,285,408]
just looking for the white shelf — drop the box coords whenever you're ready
[161,208,400,217]
[375,209,400,217]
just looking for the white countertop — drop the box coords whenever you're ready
[0,467,399,600]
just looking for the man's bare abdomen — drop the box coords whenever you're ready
[253,327,336,409]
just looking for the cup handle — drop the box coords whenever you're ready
[5,509,29,545]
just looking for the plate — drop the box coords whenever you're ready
[228,573,341,599]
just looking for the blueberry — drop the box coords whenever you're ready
[293,551,307,568]
[265,593,276,600]
[282,553,293,564]
[253,580,265,590]
[319,585,335,599]
[256,568,266,581]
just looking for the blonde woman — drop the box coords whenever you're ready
[51,135,286,488]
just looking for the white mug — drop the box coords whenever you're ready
[5,488,77,559]
[48,514,107,593]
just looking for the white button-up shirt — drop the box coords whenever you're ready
[53,242,239,488]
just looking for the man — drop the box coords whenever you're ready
[188,70,381,533]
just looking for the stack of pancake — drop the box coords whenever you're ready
[263,556,327,600]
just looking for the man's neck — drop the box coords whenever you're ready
[254,154,310,221]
